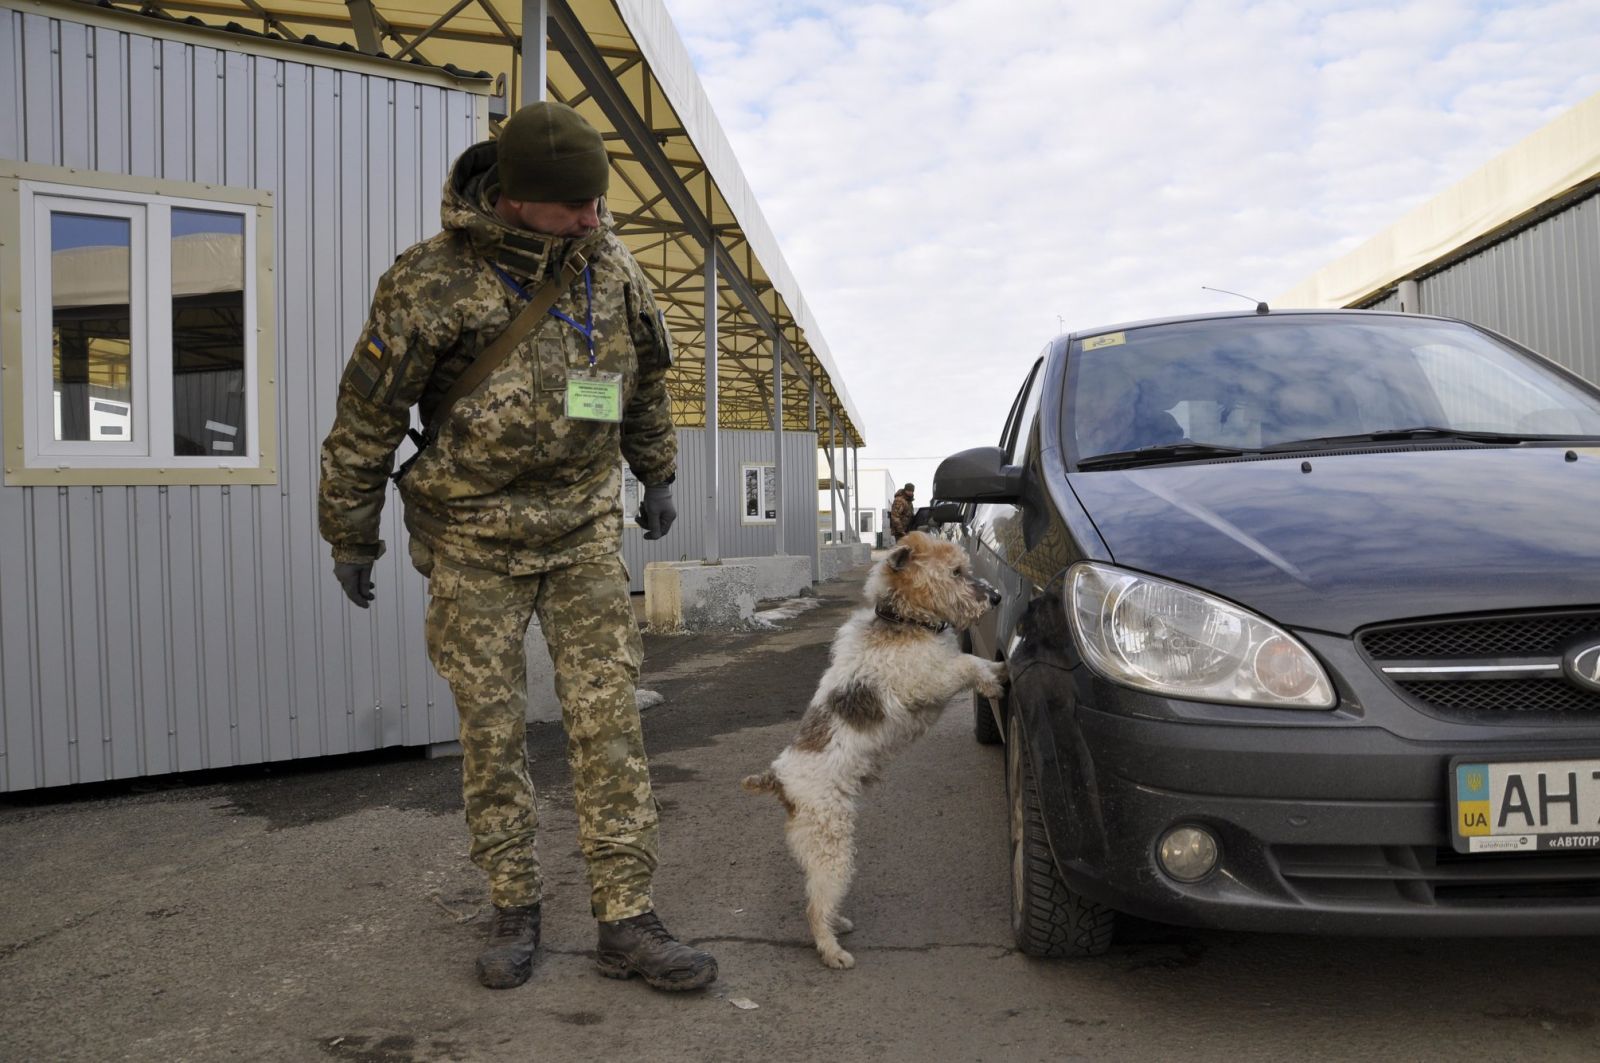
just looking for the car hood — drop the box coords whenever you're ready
[1066,446,1600,634]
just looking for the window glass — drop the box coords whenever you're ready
[743,463,777,523]
[1066,317,1600,462]
[1412,342,1596,433]
[620,466,641,517]
[1007,356,1046,464]
[171,209,247,456]
[50,213,133,443]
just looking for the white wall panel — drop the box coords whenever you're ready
[620,428,821,593]
[0,8,481,790]
[0,6,831,792]
[1358,191,1600,387]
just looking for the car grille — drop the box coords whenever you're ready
[1273,843,1600,905]
[1358,610,1600,722]
[1362,614,1600,660]
[1394,678,1600,716]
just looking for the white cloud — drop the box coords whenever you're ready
[659,0,1600,496]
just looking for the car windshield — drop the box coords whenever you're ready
[1066,315,1600,466]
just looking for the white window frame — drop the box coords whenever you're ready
[619,465,642,527]
[2,162,277,487]
[741,461,777,525]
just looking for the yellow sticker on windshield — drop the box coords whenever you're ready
[1082,332,1126,350]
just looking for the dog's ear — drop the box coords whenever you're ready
[887,544,912,571]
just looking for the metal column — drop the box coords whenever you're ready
[522,0,548,104]
[832,405,844,544]
[703,251,721,563]
[852,444,860,544]
[345,0,382,53]
[808,381,819,580]
[772,341,785,555]
[1398,278,1421,313]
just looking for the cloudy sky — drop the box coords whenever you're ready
[656,0,1600,505]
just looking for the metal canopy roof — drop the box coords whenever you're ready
[79,0,865,446]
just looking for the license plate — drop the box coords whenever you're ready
[1450,757,1600,853]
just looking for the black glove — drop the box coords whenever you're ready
[636,482,677,540]
[334,561,375,608]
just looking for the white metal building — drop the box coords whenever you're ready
[0,0,866,791]
[1277,90,1600,387]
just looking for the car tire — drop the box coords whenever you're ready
[973,688,1003,745]
[1005,710,1116,957]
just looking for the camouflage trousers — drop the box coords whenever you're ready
[423,552,657,921]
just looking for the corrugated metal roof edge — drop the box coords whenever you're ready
[39,0,495,88]
[610,0,865,444]
[1274,88,1600,310]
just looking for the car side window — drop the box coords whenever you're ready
[1004,355,1047,464]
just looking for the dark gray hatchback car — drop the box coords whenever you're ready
[934,309,1600,957]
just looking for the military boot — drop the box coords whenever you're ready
[595,911,718,991]
[476,903,540,989]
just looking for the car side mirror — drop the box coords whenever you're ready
[927,501,965,526]
[934,446,1024,504]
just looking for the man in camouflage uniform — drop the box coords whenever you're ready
[889,483,915,540]
[318,102,716,993]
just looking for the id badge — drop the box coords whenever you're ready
[565,369,623,422]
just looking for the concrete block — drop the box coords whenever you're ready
[819,542,873,581]
[644,555,813,631]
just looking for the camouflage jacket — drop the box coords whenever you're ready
[888,491,914,536]
[318,143,676,575]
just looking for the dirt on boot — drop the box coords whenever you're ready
[595,911,717,991]
[477,903,541,989]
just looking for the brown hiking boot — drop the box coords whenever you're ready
[476,903,540,989]
[595,911,718,991]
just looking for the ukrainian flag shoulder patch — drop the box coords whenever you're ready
[365,334,387,360]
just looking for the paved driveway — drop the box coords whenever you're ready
[3,566,1597,1062]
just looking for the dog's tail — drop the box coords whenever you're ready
[741,768,778,794]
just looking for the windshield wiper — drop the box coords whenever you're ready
[1076,442,1254,470]
[1264,426,1537,451]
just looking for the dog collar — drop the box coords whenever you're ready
[874,604,949,634]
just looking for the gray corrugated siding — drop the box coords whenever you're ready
[1415,190,1600,385]
[0,8,481,790]
[621,428,820,592]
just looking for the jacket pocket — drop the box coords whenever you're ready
[425,564,460,602]
[536,336,566,392]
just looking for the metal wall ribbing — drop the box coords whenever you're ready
[620,428,820,593]
[1415,191,1600,384]
[1356,190,1600,384]
[0,7,482,791]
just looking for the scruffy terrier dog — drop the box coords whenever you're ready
[743,531,1006,969]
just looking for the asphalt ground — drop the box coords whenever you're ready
[3,557,1599,1062]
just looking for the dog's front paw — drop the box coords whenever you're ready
[820,946,856,970]
[978,660,1009,699]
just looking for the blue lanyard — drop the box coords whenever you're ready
[491,262,596,366]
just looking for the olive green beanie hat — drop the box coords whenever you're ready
[496,101,610,202]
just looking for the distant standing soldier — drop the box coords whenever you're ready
[889,483,916,540]
[318,102,716,993]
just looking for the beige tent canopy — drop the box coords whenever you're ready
[50,233,245,307]
[85,0,866,449]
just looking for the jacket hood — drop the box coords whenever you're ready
[1066,446,1600,634]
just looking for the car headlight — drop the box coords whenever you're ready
[1066,563,1336,709]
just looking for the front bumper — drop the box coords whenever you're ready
[1031,675,1600,936]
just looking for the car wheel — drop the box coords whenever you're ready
[973,688,1003,745]
[1005,710,1116,957]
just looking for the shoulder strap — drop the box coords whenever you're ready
[425,252,587,435]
